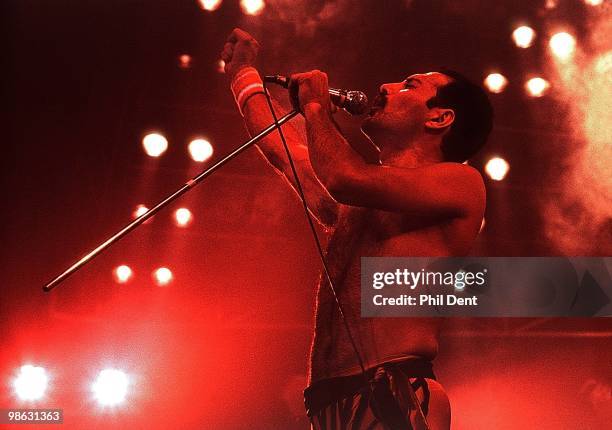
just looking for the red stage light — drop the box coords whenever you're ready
[113,265,133,284]
[485,157,510,181]
[198,0,223,11]
[154,267,173,286]
[13,365,48,401]
[174,208,193,227]
[133,204,149,219]
[584,0,603,6]
[525,77,550,97]
[217,59,226,73]
[240,0,265,15]
[484,73,508,94]
[142,133,168,157]
[550,32,576,61]
[512,26,536,48]
[188,138,213,162]
[545,0,559,9]
[178,54,193,70]
[92,369,129,407]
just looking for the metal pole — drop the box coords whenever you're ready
[43,110,299,292]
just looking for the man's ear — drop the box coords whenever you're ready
[425,108,455,131]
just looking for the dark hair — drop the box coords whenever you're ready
[426,69,494,162]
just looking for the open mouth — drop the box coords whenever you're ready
[369,94,387,115]
[369,95,386,115]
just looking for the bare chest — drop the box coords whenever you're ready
[327,206,451,260]
[321,206,460,299]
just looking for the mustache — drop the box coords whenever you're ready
[372,94,387,108]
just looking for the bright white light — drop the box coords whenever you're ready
[154,267,173,286]
[549,32,576,60]
[584,0,603,6]
[512,26,536,48]
[198,0,223,11]
[188,138,214,162]
[525,77,550,97]
[14,365,48,401]
[174,208,193,227]
[113,265,133,284]
[240,0,265,15]
[133,204,149,219]
[142,133,168,157]
[485,157,510,181]
[92,369,129,406]
[483,73,508,94]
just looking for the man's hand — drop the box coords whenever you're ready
[289,70,334,114]
[221,28,260,78]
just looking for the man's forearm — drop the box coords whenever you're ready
[303,103,367,191]
[222,32,339,226]
[237,86,340,228]
[241,92,307,174]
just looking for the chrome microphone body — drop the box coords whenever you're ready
[264,75,369,116]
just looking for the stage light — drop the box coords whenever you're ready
[174,208,193,227]
[240,0,265,15]
[485,157,510,181]
[188,138,213,162]
[594,50,612,75]
[142,133,168,157]
[113,265,133,284]
[545,0,558,9]
[198,0,222,11]
[154,267,173,286]
[484,73,508,94]
[217,59,226,73]
[178,54,192,70]
[549,32,576,60]
[525,77,550,97]
[13,365,48,401]
[584,0,603,6]
[133,204,149,219]
[512,26,536,48]
[92,369,128,407]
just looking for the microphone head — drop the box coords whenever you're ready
[344,91,369,115]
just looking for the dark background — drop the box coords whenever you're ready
[3,0,611,428]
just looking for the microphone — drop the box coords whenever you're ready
[264,75,369,116]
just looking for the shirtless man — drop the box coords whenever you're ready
[221,28,493,429]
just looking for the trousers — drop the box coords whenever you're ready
[306,360,448,430]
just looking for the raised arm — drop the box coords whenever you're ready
[290,71,486,219]
[221,28,338,228]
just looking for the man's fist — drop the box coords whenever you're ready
[221,28,259,77]
[289,70,333,114]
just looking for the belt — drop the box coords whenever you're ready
[304,358,435,417]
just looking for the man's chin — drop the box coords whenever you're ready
[361,115,380,138]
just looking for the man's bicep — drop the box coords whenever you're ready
[284,145,340,228]
[330,163,485,218]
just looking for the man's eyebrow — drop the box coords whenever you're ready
[404,77,422,85]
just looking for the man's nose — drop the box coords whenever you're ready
[379,82,401,95]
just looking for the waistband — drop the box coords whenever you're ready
[304,358,435,417]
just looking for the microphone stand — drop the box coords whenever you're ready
[43,109,300,292]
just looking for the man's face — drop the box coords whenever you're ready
[361,72,452,145]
